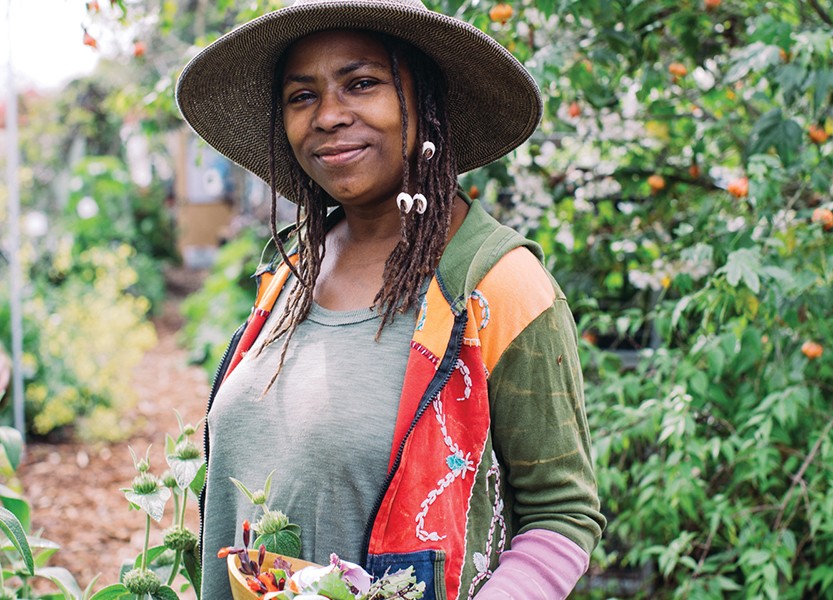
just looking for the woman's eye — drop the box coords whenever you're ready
[352,79,377,91]
[287,91,314,104]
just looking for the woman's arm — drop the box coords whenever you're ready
[484,294,605,596]
[474,529,589,600]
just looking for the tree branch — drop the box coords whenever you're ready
[773,416,833,531]
[806,0,833,25]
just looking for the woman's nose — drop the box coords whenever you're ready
[312,91,353,131]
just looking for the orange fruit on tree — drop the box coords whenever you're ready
[809,124,829,145]
[801,340,823,360]
[489,3,513,24]
[468,185,480,200]
[133,40,147,58]
[648,174,666,193]
[811,207,833,230]
[568,101,581,118]
[668,63,688,77]
[704,0,721,9]
[727,177,748,198]
[689,163,701,179]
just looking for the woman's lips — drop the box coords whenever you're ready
[315,146,367,166]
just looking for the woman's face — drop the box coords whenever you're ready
[281,30,418,211]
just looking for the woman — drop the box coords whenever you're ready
[176,1,605,599]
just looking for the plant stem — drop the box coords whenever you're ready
[167,550,182,586]
[179,489,188,529]
[172,492,180,528]
[141,513,151,571]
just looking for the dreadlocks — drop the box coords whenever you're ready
[255,34,458,396]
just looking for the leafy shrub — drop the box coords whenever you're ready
[179,228,265,377]
[0,243,157,439]
[66,156,176,313]
[0,426,97,599]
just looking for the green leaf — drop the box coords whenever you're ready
[124,488,171,522]
[0,492,31,533]
[29,536,61,568]
[718,248,761,294]
[742,548,771,568]
[89,583,131,600]
[165,434,177,457]
[671,296,693,329]
[263,469,276,498]
[254,530,301,558]
[118,559,133,582]
[229,477,255,503]
[311,571,355,600]
[36,566,84,600]
[725,42,781,82]
[189,463,206,497]
[774,64,808,106]
[0,427,23,471]
[132,545,170,570]
[813,69,833,117]
[715,575,743,591]
[745,108,802,165]
[0,506,34,575]
[83,574,102,600]
[152,585,180,600]
[167,455,204,490]
[182,547,202,600]
[706,347,726,380]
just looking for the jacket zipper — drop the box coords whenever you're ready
[360,310,469,565]
[198,321,246,553]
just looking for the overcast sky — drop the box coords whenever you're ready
[2,0,98,91]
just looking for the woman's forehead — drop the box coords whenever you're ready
[283,30,392,73]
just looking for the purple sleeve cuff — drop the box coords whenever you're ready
[473,529,590,600]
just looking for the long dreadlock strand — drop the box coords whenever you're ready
[268,66,304,285]
[254,64,330,398]
[390,50,411,248]
[373,41,458,334]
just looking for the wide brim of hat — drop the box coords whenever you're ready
[175,0,542,202]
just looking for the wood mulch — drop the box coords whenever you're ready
[18,267,211,598]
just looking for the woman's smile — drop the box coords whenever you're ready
[314,143,369,167]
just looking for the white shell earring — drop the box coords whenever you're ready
[397,192,414,214]
[413,193,427,214]
[422,141,436,160]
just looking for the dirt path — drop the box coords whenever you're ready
[18,269,211,597]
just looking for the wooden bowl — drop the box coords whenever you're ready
[227,549,319,600]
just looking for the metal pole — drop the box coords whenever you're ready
[5,0,26,440]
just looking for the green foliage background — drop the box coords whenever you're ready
[1,0,833,597]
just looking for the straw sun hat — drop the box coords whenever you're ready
[175,0,542,202]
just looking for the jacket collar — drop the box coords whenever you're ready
[437,195,543,314]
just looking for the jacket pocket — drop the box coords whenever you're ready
[366,549,447,600]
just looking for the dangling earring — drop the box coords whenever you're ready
[422,141,435,160]
[413,193,427,214]
[397,192,414,214]
[410,140,435,216]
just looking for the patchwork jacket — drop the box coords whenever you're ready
[202,199,605,600]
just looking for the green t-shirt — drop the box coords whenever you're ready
[201,292,417,600]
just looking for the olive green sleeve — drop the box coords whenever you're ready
[488,297,606,556]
